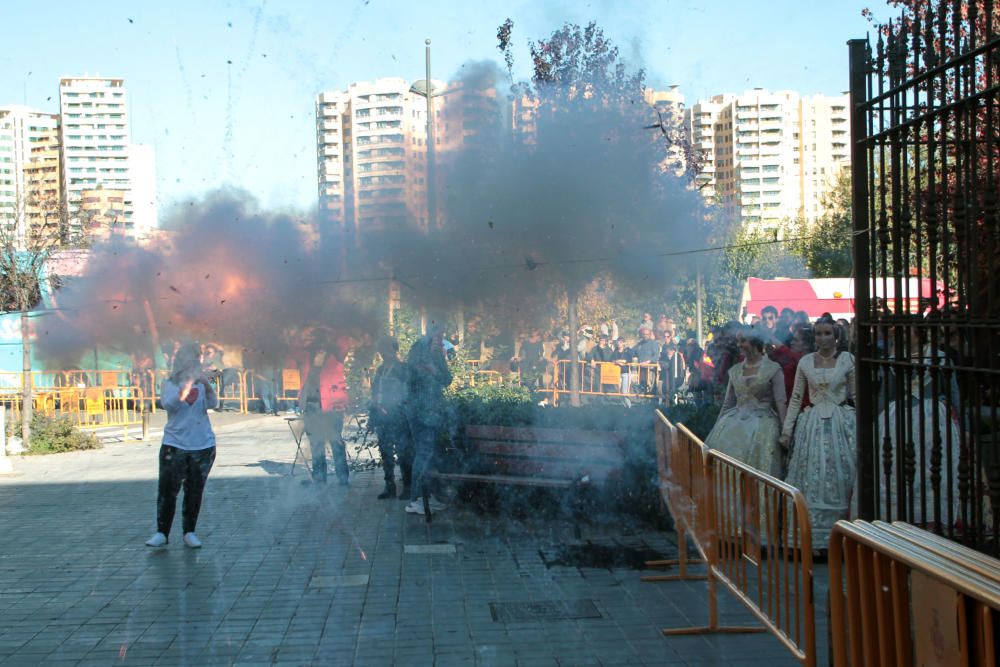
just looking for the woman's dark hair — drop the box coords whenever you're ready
[740,325,767,353]
[792,323,815,350]
[170,342,203,383]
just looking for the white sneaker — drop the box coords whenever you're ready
[404,500,425,515]
[428,496,448,511]
[183,532,202,548]
[145,532,168,548]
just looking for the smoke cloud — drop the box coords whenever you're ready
[37,56,714,369]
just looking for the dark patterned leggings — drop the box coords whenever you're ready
[156,445,216,536]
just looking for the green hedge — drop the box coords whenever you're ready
[8,414,102,455]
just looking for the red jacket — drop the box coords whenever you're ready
[293,338,350,412]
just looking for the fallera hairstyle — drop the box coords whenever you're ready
[814,314,840,340]
[740,325,768,353]
[170,342,203,383]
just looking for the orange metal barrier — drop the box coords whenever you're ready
[550,360,661,403]
[829,520,1000,666]
[642,412,708,582]
[0,386,145,441]
[697,449,816,664]
[641,411,817,666]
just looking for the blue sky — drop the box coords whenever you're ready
[0,0,897,212]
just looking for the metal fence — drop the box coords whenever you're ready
[849,1,1000,552]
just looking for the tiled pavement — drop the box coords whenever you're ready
[0,414,828,666]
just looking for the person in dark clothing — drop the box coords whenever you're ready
[516,330,546,390]
[146,342,218,549]
[658,338,687,404]
[551,332,574,390]
[404,325,453,515]
[611,337,633,394]
[586,335,613,392]
[370,337,412,500]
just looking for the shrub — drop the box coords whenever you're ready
[8,414,102,455]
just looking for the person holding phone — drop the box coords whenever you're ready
[145,342,219,549]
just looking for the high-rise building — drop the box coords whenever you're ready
[316,78,448,231]
[59,77,133,238]
[685,89,850,231]
[0,105,62,248]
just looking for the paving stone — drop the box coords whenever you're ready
[0,414,828,666]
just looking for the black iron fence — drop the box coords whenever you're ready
[849,1,1000,553]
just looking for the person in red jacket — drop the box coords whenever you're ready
[295,328,351,486]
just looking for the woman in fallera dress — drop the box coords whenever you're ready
[779,316,856,547]
[705,327,787,479]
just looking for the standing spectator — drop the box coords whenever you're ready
[633,327,661,393]
[145,342,218,549]
[516,330,546,390]
[404,324,453,515]
[297,329,351,486]
[760,305,779,339]
[655,315,671,339]
[551,332,574,390]
[600,318,620,342]
[586,335,614,392]
[370,337,412,500]
[611,337,633,394]
[658,335,687,404]
[637,312,654,336]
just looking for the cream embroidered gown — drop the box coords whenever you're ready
[781,352,856,546]
[705,357,787,479]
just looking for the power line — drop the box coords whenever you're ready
[316,232,819,286]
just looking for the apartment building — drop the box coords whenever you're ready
[685,89,850,231]
[59,77,133,238]
[0,106,62,248]
[316,78,447,231]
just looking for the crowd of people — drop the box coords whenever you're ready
[142,305,967,550]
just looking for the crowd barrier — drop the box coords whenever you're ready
[642,413,708,581]
[0,385,145,441]
[643,410,817,666]
[829,520,1000,666]
[549,360,663,403]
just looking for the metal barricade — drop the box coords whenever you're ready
[829,520,1000,666]
[642,412,708,582]
[550,360,662,403]
[643,413,817,666]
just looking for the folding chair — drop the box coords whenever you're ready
[285,416,311,476]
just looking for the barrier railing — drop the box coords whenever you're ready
[0,386,145,441]
[550,360,662,403]
[642,412,708,582]
[829,520,1000,666]
[642,411,817,666]
[700,450,816,664]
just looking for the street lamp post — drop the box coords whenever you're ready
[409,39,438,229]
[410,39,441,336]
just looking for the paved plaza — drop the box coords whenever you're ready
[0,414,827,666]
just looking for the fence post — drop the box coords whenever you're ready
[848,37,875,520]
[0,405,11,474]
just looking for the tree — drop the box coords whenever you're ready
[485,20,709,403]
[0,194,62,448]
[791,169,854,278]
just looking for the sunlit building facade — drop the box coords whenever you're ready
[685,89,850,232]
[0,106,62,248]
[59,77,133,239]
